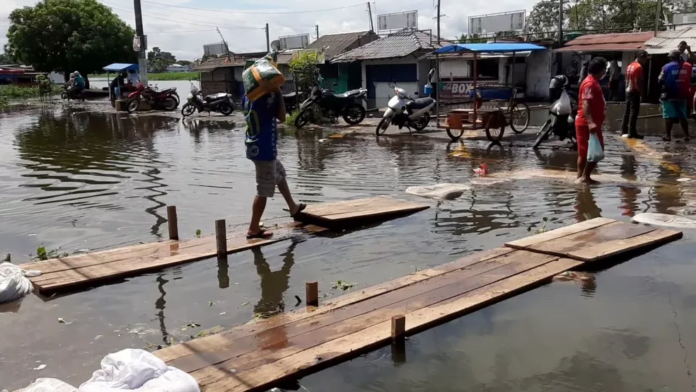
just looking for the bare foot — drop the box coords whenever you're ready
[575,177,599,185]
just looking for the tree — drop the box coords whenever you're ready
[0,52,15,64]
[176,60,191,66]
[4,0,136,87]
[288,51,319,91]
[147,47,176,73]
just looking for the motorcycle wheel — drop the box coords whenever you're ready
[127,98,140,113]
[294,109,312,129]
[61,92,68,100]
[532,120,553,149]
[412,112,430,131]
[218,102,233,116]
[163,96,178,111]
[342,104,366,125]
[181,103,196,117]
[375,117,390,136]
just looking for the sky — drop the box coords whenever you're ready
[1,0,539,62]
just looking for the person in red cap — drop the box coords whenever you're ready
[575,57,607,185]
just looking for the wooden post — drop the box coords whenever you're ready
[167,206,178,240]
[306,281,318,307]
[215,219,226,255]
[391,315,406,341]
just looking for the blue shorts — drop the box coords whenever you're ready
[662,100,688,119]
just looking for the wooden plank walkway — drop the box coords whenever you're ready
[23,197,428,294]
[154,218,682,392]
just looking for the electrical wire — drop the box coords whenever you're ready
[103,2,262,30]
[139,0,364,14]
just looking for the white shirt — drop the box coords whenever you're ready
[128,73,140,84]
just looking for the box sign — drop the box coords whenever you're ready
[439,82,473,100]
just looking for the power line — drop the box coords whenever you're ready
[132,0,364,14]
[103,3,262,30]
[148,30,217,34]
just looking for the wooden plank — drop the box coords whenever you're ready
[523,221,655,261]
[201,257,583,392]
[298,197,429,222]
[155,247,514,364]
[28,225,318,293]
[184,251,562,386]
[506,217,615,249]
[566,228,682,261]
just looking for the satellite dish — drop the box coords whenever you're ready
[270,40,281,52]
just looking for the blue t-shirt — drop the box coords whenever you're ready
[75,75,85,88]
[243,93,278,161]
[660,61,683,100]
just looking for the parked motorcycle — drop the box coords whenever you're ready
[376,70,436,135]
[283,91,305,112]
[294,86,367,129]
[181,84,234,117]
[532,75,577,149]
[126,83,178,113]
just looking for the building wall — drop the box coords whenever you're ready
[439,59,471,79]
[525,50,552,100]
[361,58,419,109]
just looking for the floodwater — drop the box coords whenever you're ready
[1,103,696,391]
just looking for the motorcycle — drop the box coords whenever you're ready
[61,85,85,101]
[126,83,178,113]
[532,75,577,149]
[181,84,234,117]
[283,91,305,112]
[376,70,436,136]
[293,86,368,129]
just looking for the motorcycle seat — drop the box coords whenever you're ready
[205,93,228,101]
[407,98,434,110]
[334,89,363,98]
[283,92,297,98]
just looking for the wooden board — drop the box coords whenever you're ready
[157,251,583,392]
[296,197,428,226]
[26,223,321,294]
[506,218,683,262]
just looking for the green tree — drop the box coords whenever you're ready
[0,52,15,64]
[147,47,176,73]
[176,60,191,66]
[4,0,136,87]
[288,51,319,91]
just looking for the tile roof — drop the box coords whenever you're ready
[306,31,378,60]
[332,29,452,63]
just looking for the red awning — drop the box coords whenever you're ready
[555,32,653,53]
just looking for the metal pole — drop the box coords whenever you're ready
[654,0,661,37]
[437,0,441,45]
[316,25,319,39]
[473,52,478,129]
[557,0,564,75]
[265,23,270,52]
[367,2,374,32]
[133,0,148,85]
[436,53,440,127]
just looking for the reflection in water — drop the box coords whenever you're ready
[252,242,296,316]
[575,187,602,221]
[217,255,230,289]
[154,274,170,344]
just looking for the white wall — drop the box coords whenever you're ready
[361,58,419,109]
[439,59,470,79]
[525,50,552,100]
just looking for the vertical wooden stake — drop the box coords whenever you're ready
[306,281,318,307]
[215,219,226,255]
[391,315,405,341]
[167,206,179,240]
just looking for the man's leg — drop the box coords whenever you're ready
[629,94,642,138]
[621,95,631,136]
[582,161,598,184]
[249,196,267,234]
[248,161,275,237]
[663,102,674,141]
[274,160,305,215]
[665,119,674,141]
[575,125,588,182]
[679,101,690,140]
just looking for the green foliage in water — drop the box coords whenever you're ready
[35,246,69,261]
[0,85,62,100]
[285,110,301,126]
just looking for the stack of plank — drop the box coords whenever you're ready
[155,217,681,392]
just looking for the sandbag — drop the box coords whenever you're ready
[406,183,470,200]
[632,213,696,229]
[242,53,286,102]
[0,262,38,303]
[78,349,200,392]
[15,378,77,392]
[550,90,572,116]
[587,133,604,163]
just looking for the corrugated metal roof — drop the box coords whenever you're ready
[306,31,378,61]
[435,43,546,53]
[331,30,451,63]
[192,56,246,71]
[555,32,653,53]
[645,27,696,54]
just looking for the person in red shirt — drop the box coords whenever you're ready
[621,51,650,139]
[575,57,607,185]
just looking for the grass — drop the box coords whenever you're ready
[89,72,200,81]
[0,85,62,108]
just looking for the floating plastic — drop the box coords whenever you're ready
[632,213,696,229]
[406,183,470,200]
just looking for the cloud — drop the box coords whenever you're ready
[2,0,539,61]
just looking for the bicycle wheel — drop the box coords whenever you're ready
[446,126,464,141]
[532,120,553,149]
[485,114,505,142]
[509,102,531,133]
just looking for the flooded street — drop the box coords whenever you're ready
[2,104,696,391]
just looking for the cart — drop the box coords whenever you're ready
[432,43,547,142]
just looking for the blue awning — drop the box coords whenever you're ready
[102,63,139,72]
[434,43,547,54]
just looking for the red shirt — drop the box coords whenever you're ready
[576,75,606,127]
[625,61,643,94]
[679,62,692,99]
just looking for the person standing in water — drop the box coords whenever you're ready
[621,50,650,139]
[242,87,305,239]
[659,50,691,142]
[575,57,607,185]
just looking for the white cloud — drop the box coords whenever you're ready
[2,0,539,62]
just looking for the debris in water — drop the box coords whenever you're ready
[34,364,46,370]
[196,229,202,237]
[553,271,595,283]
[208,301,213,307]
[331,280,354,291]
[219,312,226,315]
[319,139,328,143]
[328,133,344,138]
[94,335,103,340]
[58,318,65,324]
[295,295,302,306]
[240,302,249,307]
[185,322,201,328]
[473,163,488,176]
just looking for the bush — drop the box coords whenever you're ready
[285,110,301,126]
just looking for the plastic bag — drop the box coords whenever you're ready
[15,378,77,392]
[78,349,200,392]
[242,53,286,102]
[0,262,37,303]
[587,133,604,163]
[550,90,572,116]
[406,183,470,200]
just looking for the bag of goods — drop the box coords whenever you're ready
[242,53,286,102]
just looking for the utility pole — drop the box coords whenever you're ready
[437,0,441,45]
[265,23,270,52]
[366,2,374,32]
[557,0,564,75]
[316,25,319,40]
[133,0,148,84]
[654,0,662,37]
